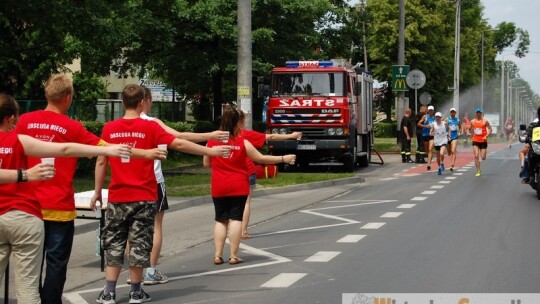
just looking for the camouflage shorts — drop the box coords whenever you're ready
[102,201,155,267]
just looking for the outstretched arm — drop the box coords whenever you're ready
[152,118,227,143]
[244,140,296,164]
[169,138,230,157]
[266,131,302,141]
[18,135,131,159]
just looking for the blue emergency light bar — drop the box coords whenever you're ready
[285,60,333,68]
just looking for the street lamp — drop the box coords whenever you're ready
[450,0,461,114]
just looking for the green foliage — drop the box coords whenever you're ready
[373,122,397,138]
[72,72,108,121]
[193,121,216,133]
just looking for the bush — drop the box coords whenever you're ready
[373,122,397,138]
[193,120,216,133]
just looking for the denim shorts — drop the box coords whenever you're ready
[249,173,256,190]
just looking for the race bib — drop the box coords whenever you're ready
[532,127,540,142]
[449,125,458,131]
[474,127,482,135]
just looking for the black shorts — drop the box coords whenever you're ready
[423,136,434,142]
[155,182,169,212]
[434,144,447,151]
[213,195,248,221]
[472,141,488,149]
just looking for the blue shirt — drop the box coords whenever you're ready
[447,116,460,140]
[422,114,435,137]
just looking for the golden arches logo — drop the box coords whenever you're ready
[393,79,407,90]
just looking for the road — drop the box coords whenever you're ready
[5,142,538,303]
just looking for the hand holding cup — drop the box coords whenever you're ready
[157,144,168,159]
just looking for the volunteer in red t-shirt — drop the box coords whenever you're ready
[0,93,130,303]
[15,74,109,303]
[90,84,229,303]
[204,107,296,266]
[236,109,301,240]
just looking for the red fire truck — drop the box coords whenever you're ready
[265,60,374,172]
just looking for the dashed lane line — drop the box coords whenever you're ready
[260,273,308,288]
[304,251,341,262]
[380,212,403,218]
[337,235,366,243]
[361,222,386,229]
[397,204,416,209]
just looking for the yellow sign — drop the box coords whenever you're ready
[393,79,407,91]
[532,127,540,142]
[237,86,250,97]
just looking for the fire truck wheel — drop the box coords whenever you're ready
[343,154,355,173]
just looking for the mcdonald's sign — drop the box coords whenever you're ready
[392,65,410,92]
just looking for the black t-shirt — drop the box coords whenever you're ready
[415,112,424,134]
[401,115,413,137]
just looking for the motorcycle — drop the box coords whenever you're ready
[519,123,540,199]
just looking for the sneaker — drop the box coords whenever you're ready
[127,276,131,285]
[427,165,431,171]
[96,289,116,304]
[440,163,445,171]
[475,170,481,177]
[437,168,442,175]
[143,269,169,285]
[450,166,454,172]
[129,289,151,304]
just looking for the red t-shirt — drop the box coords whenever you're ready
[0,132,42,219]
[101,118,175,203]
[15,110,102,214]
[241,130,266,175]
[207,136,249,197]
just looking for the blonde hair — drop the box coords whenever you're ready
[44,74,74,102]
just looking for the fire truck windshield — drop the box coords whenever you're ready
[271,72,345,97]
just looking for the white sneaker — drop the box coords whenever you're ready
[129,289,151,303]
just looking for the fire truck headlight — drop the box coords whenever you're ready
[328,128,336,136]
[271,128,279,134]
[336,128,344,136]
[279,128,287,135]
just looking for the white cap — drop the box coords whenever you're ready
[435,112,442,117]
[427,105,434,111]
[450,108,456,112]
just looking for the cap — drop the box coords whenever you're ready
[427,105,434,111]
[475,107,483,113]
[435,112,442,117]
[450,108,456,112]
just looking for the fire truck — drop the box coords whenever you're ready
[264,60,374,172]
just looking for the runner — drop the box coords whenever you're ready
[462,113,471,147]
[469,107,492,177]
[417,105,436,170]
[504,116,515,149]
[430,112,448,175]
[445,108,461,171]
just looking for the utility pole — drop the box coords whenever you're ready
[452,0,461,114]
[237,0,252,129]
[361,0,368,72]
[396,0,406,134]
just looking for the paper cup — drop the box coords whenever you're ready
[157,144,167,159]
[121,156,130,163]
[41,158,55,178]
[41,158,55,165]
[222,145,231,158]
[222,131,229,143]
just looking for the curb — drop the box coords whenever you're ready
[74,175,365,236]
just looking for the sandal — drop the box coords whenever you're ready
[213,256,224,265]
[228,257,244,265]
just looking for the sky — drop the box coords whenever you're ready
[482,0,540,96]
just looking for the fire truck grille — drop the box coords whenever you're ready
[270,113,342,124]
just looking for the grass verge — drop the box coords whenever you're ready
[74,172,354,197]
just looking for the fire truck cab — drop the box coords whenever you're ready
[265,60,374,172]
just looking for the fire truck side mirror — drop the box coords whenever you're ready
[258,84,271,98]
[353,82,361,96]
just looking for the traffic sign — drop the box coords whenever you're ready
[419,92,432,105]
[392,65,410,92]
[406,70,426,89]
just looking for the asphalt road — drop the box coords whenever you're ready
[5,141,538,304]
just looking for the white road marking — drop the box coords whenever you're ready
[361,222,386,229]
[397,204,416,209]
[304,251,341,262]
[457,169,468,172]
[261,273,307,288]
[421,190,436,195]
[337,235,366,243]
[64,242,292,303]
[430,185,444,189]
[445,176,457,180]
[380,212,403,218]
[439,181,451,184]
[381,177,397,180]
[411,196,427,201]
[453,173,463,175]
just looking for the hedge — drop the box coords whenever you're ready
[373,122,397,138]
